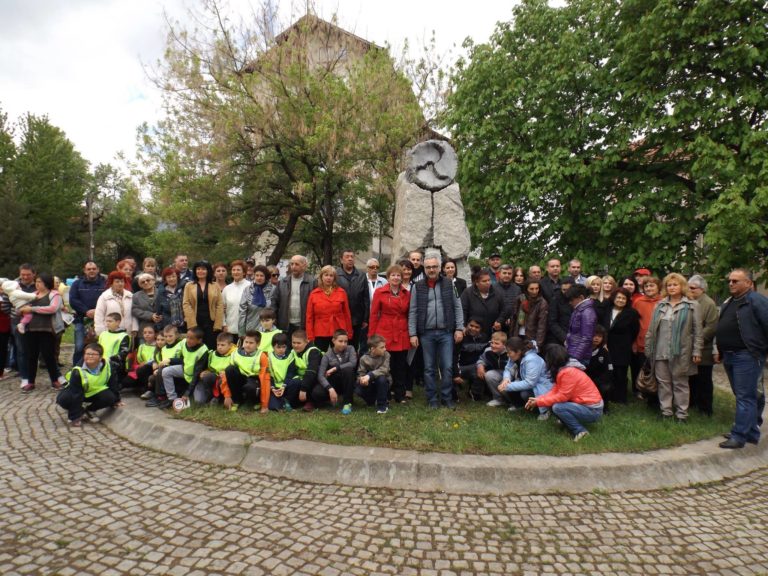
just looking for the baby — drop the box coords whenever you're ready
[1,280,36,333]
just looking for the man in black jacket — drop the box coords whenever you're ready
[335,249,369,352]
[546,277,575,345]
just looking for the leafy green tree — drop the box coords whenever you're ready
[141,4,424,265]
[446,0,768,283]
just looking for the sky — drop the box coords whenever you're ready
[0,0,519,168]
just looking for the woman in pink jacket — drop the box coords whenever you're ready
[526,344,604,442]
[369,264,411,403]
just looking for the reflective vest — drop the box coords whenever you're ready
[162,338,185,362]
[232,349,261,377]
[268,350,295,387]
[136,342,156,365]
[180,343,209,383]
[66,363,111,398]
[98,330,129,361]
[294,346,321,377]
[258,329,282,353]
[208,350,233,373]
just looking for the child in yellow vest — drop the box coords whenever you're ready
[97,312,131,383]
[196,332,237,404]
[148,327,208,410]
[257,308,282,354]
[266,333,296,411]
[222,330,269,413]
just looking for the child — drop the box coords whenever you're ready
[314,329,356,414]
[356,334,391,414]
[143,325,185,405]
[1,279,36,334]
[198,332,237,405]
[497,337,553,419]
[452,317,489,402]
[124,325,159,392]
[257,308,281,354]
[284,329,323,412]
[148,326,208,409]
[139,331,166,400]
[97,312,131,383]
[478,331,511,406]
[586,324,614,412]
[266,333,296,411]
[527,344,604,441]
[56,342,121,427]
[222,330,269,413]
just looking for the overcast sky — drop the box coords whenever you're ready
[0,0,518,167]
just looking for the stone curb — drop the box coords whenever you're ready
[102,397,768,495]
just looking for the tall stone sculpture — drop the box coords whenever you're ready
[391,140,472,279]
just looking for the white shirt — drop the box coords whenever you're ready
[222,279,249,334]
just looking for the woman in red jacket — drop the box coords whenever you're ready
[526,344,604,442]
[369,264,411,403]
[306,265,352,352]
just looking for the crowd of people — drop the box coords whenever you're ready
[0,250,765,448]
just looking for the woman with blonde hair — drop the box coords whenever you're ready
[586,275,602,299]
[644,272,702,422]
[305,265,352,351]
[600,275,617,302]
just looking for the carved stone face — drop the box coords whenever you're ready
[406,140,458,191]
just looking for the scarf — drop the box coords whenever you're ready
[251,282,267,307]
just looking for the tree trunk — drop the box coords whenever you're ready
[267,211,301,265]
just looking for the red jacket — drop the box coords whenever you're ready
[369,285,411,352]
[535,367,602,408]
[305,287,353,341]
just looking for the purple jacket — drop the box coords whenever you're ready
[566,298,597,365]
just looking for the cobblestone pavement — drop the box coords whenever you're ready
[2,380,768,576]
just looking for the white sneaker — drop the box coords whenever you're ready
[537,411,550,421]
[574,431,589,442]
[486,399,504,407]
[140,390,153,400]
[507,405,518,412]
[84,410,100,424]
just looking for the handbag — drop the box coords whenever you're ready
[636,365,658,394]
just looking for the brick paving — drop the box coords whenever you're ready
[2,380,768,575]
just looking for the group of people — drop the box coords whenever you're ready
[1,250,765,448]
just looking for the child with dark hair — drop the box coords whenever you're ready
[257,308,281,353]
[98,312,131,384]
[453,317,489,401]
[197,331,237,404]
[314,329,357,414]
[526,344,604,441]
[222,330,269,412]
[586,324,613,411]
[266,332,295,411]
[124,325,159,392]
[356,334,391,414]
[285,329,323,411]
[149,326,208,409]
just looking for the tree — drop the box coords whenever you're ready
[446,0,768,284]
[141,4,425,265]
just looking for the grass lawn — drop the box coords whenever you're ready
[176,387,735,456]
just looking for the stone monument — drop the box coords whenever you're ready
[391,140,472,279]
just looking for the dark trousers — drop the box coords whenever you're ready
[389,350,408,402]
[689,364,714,416]
[611,365,630,404]
[57,383,117,421]
[123,363,154,391]
[630,352,646,395]
[224,366,260,405]
[25,331,61,385]
[356,375,389,410]
[458,364,482,400]
[313,336,332,354]
[311,367,354,407]
[0,331,9,373]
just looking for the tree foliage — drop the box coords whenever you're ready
[140,2,425,265]
[446,0,768,286]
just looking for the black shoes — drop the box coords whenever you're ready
[719,438,745,449]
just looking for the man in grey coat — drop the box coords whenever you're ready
[269,255,316,338]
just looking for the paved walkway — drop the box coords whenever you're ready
[3,380,768,575]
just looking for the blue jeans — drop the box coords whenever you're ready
[72,322,86,367]
[356,375,389,410]
[552,402,603,436]
[420,329,454,406]
[723,350,765,444]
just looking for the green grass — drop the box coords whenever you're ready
[176,387,736,456]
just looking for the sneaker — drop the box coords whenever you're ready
[507,405,519,412]
[21,382,35,393]
[574,431,589,442]
[0,370,11,381]
[283,402,293,412]
[140,390,153,400]
[537,411,550,421]
[405,390,413,400]
[51,380,63,391]
[486,399,504,407]
[157,399,172,410]
[84,410,100,424]
[341,403,352,415]
[145,396,164,408]
[376,406,388,415]
[69,418,82,428]
[302,401,315,412]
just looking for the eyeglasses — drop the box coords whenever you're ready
[728,279,743,284]
[271,273,279,278]
[367,265,379,269]
[425,265,439,270]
